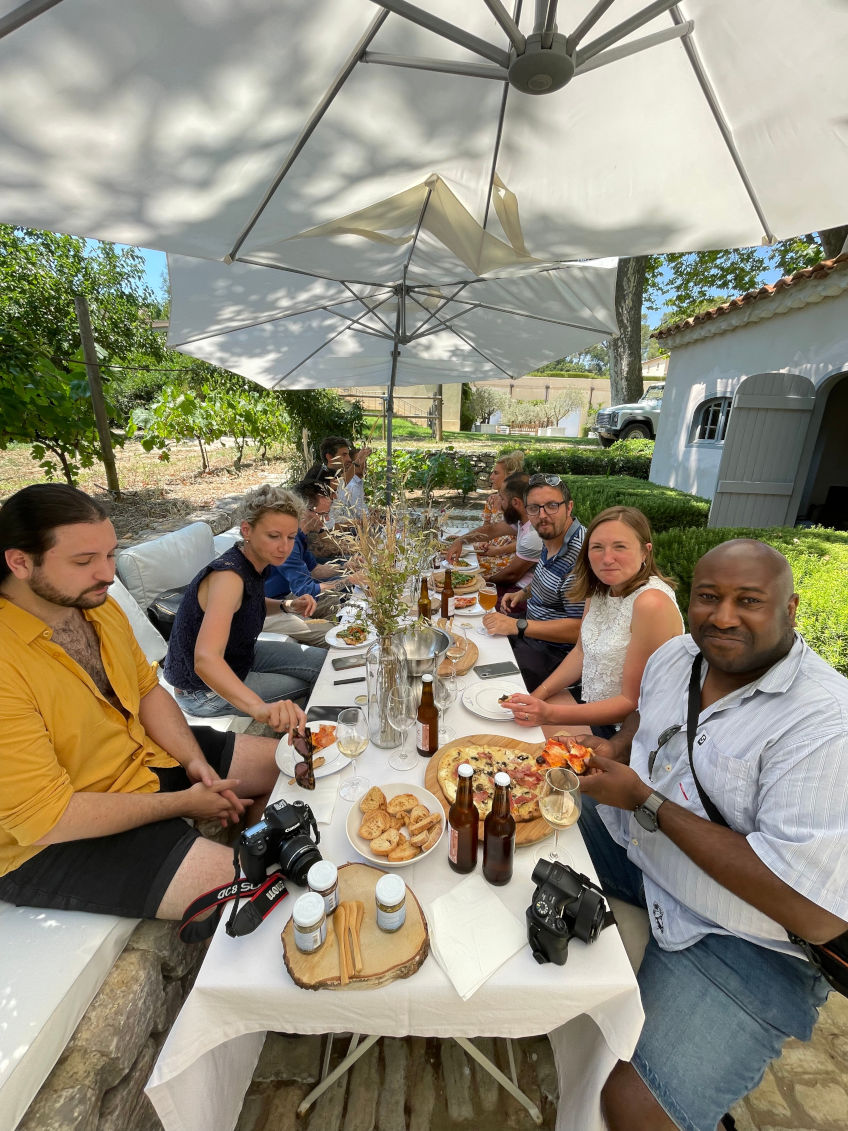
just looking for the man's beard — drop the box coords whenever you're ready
[503,502,520,526]
[29,569,111,609]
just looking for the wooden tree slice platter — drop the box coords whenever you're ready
[281,862,429,991]
[434,621,479,676]
[430,571,481,595]
[425,735,551,846]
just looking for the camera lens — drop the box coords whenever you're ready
[278,836,322,886]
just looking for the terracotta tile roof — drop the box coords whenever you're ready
[653,252,848,340]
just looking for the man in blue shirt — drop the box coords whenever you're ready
[483,474,585,687]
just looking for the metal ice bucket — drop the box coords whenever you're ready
[392,623,451,678]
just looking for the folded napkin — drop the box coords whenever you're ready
[427,874,526,1000]
[269,769,339,825]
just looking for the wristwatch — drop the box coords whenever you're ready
[516,617,528,639]
[634,791,667,832]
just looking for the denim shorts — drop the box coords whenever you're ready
[579,798,830,1131]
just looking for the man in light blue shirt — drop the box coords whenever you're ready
[578,540,848,1131]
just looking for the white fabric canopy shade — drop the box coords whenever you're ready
[0,0,845,266]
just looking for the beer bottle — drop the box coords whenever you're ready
[441,567,455,619]
[448,762,478,873]
[483,772,515,886]
[416,674,439,757]
[418,575,431,622]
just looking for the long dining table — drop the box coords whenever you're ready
[146,611,643,1131]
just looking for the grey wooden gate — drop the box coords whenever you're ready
[709,372,816,528]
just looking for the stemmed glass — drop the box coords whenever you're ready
[445,624,468,675]
[433,668,457,741]
[386,684,418,771]
[337,707,370,802]
[535,767,582,863]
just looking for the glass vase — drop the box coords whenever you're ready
[365,636,410,748]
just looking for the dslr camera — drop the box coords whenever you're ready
[526,859,609,966]
[239,799,321,886]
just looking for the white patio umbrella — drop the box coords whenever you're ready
[0,0,845,265]
[165,179,620,486]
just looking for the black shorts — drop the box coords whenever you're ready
[0,728,236,919]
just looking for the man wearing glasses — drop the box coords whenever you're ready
[482,473,585,687]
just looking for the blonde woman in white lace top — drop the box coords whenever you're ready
[504,507,683,737]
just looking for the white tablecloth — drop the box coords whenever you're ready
[146,625,643,1131]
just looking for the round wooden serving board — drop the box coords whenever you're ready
[281,862,429,991]
[424,735,551,846]
[434,620,479,676]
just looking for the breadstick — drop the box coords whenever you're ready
[336,903,350,985]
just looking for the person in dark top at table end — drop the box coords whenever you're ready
[482,473,585,688]
[164,485,323,728]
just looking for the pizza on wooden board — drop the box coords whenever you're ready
[436,743,546,821]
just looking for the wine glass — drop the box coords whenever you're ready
[535,767,582,864]
[386,684,417,771]
[337,707,370,802]
[433,668,457,741]
[445,624,468,674]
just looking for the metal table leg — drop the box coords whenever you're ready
[453,1036,543,1126]
[296,1033,381,1115]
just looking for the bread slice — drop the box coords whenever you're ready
[410,827,432,847]
[388,840,420,862]
[359,810,390,840]
[408,804,429,825]
[408,812,441,837]
[360,786,387,814]
[387,792,419,816]
[421,824,442,853]
[387,813,407,830]
[370,828,400,856]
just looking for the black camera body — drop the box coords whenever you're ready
[239,799,321,886]
[526,859,608,965]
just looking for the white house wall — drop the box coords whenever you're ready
[651,292,848,500]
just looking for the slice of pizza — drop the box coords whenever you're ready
[311,724,337,751]
[538,736,593,775]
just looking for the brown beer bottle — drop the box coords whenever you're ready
[448,762,478,873]
[441,567,455,618]
[416,674,439,757]
[418,575,431,622]
[483,772,515,886]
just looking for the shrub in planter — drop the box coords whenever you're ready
[519,445,653,480]
[653,525,848,675]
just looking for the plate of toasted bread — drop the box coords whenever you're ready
[346,782,445,868]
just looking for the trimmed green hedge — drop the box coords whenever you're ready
[517,440,653,480]
[567,476,710,533]
[653,526,848,675]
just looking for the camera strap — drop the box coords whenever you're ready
[568,869,616,932]
[178,848,289,944]
[684,653,848,998]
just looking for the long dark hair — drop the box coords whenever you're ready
[568,506,675,602]
[0,485,109,581]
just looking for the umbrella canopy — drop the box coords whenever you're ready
[0,0,845,264]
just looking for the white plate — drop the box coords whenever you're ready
[275,726,351,779]
[461,679,524,721]
[325,623,378,650]
[345,782,446,869]
[438,555,479,572]
[452,598,484,616]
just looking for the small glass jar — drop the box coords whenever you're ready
[307,860,339,916]
[375,873,407,933]
[292,891,327,954]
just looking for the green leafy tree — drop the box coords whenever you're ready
[0,225,162,482]
[467,384,507,424]
[275,389,364,461]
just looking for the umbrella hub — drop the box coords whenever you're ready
[508,33,574,95]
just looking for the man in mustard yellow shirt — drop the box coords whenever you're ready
[0,484,283,920]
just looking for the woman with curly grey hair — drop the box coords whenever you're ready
[164,485,323,731]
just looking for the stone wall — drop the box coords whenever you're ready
[18,922,206,1131]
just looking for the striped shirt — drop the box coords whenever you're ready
[600,633,848,957]
[526,519,585,623]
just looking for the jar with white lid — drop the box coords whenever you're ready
[292,891,327,954]
[307,860,339,915]
[375,873,406,933]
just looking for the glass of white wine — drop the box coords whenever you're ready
[337,707,370,802]
[444,624,468,676]
[535,767,581,864]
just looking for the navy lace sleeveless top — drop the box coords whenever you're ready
[163,545,269,693]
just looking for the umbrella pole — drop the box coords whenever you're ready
[385,338,400,505]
